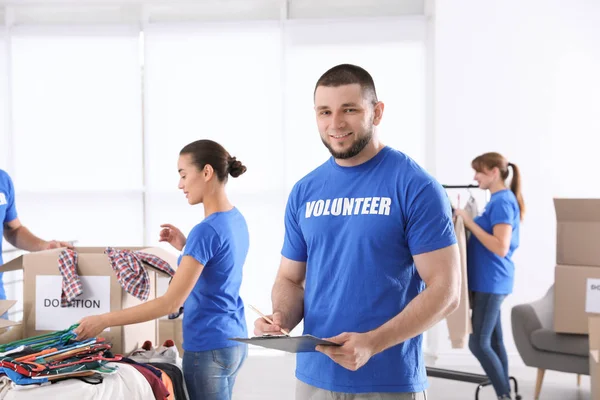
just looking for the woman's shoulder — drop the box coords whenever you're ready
[488,190,519,216]
[501,190,519,206]
[188,220,218,241]
[189,209,246,239]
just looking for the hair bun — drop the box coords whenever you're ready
[228,156,247,178]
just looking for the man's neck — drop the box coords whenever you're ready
[335,139,385,168]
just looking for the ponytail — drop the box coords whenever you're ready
[508,162,525,221]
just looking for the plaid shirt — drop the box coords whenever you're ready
[58,248,176,307]
[58,249,81,307]
[104,247,176,301]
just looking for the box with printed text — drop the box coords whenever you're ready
[1,246,176,354]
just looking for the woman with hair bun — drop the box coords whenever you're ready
[75,139,250,400]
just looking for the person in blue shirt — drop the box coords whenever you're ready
[75,139,250,400]
[254,64,461,399]
[454,152,524,400]
[0,169,72,302]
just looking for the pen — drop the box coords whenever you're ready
[248,304,290,336]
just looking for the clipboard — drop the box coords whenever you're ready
[229,334,340,353]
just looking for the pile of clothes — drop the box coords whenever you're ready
[0,324,119,385]
[0,325,187,399]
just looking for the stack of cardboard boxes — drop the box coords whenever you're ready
[554,199,600,335]
[553,199,600,399]
[0,246,177,355]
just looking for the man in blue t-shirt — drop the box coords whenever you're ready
[0,169,72,301]
[254,64,461,399]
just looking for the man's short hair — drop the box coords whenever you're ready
[314,64,378,104]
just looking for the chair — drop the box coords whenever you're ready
[512,285,589,399]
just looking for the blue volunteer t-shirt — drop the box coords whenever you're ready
[467,189,520,294]
[0,170,18,301]
[282,146,456,393]
[180,207,249,352]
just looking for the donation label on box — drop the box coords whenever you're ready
[35,275,111,331]
[586,278,600,314]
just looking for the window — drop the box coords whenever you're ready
[11,26,142,192]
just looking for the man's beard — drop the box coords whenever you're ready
[321,128,373,160]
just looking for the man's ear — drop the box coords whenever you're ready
[373,101,385,126]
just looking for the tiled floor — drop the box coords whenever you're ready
[233,353,591,399]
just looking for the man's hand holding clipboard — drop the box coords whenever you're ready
[229,304,340,353]
[242,304,378,369]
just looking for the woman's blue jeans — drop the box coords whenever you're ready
[469,291,511,398]
[183,344,248,400]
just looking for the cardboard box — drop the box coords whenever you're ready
[555,265,600,334]
[1,246,176,355]
[555,199,600,267]
[589,316,600,399]
[159,318,183,355]
[0,300,22,344]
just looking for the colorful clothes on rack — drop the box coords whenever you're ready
[445,215,472,348]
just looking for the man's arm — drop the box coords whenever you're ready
[254,256,306,335]
[4,218,47,251]
[272,256,306,330]
[3,218,71,251]
[369,244,461,354]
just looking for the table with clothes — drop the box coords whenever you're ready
[0,325,187,399]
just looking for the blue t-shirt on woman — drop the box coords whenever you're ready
[467,189,520,294]
[179,207,249,352]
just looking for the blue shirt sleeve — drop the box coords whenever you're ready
[405,181,457,256]
[489,198,516,226]
[281,187,308,262]
[182,223,221,266]
[4,173,18,224]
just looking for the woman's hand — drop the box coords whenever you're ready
[73,315,108,341]
[454,208,474,228]
[159,224,187,251]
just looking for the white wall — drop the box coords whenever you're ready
[433,0,600,366]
